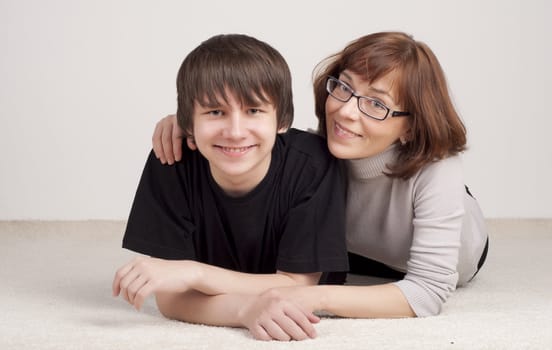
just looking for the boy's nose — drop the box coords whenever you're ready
[224,112,246,139]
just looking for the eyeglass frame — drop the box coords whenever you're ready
[326,76,410,121]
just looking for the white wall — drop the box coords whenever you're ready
[1,0,550,220]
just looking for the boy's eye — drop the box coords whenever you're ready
[208,110,223,116]
[248,108,261,114]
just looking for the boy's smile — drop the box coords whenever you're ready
[216,144,258,157]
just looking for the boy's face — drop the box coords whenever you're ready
[192,90,280,196]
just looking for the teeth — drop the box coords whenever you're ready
[335,122,359,137]
[221,146,250,153]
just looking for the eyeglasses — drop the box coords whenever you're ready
[326,76,410,121]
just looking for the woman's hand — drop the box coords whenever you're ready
[112,256,200,310]
[239,288,320,341]
[152,114,190,165]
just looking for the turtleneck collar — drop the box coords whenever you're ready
[346,144,399,180]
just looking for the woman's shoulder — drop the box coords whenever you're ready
[418,154,463,179]
[410,155,465,194]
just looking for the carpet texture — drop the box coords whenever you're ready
[1,219,551,349]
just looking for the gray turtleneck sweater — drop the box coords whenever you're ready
[345,145,487,316]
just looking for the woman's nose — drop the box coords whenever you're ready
[337,96,362,121]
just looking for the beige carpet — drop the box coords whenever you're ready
[1,219,551,350]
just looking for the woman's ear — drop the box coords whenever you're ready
[399,126,412,146]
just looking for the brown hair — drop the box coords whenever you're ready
[176,34,294,136]
[313,32,466,179]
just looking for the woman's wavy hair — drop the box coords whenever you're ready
[313,32,466,179]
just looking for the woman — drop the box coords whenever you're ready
[151,31,488,341]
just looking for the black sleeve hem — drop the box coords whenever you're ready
[276,256,349,274]
[122,236,194,261]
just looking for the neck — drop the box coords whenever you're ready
[346,145,398,180]
[209,155,272,197]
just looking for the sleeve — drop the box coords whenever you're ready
[122,150,196,260]
[394,156,465,316]
[276,139,349,274]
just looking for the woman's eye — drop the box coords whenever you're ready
[370,99,387,110]
[338,83,351,93]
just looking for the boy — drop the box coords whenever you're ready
[112,34,347,335]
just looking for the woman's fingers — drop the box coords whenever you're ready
[152,120,166,164]
[160,120,175,164]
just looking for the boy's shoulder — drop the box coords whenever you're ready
[273,129,337,170]
[277,128,330,158]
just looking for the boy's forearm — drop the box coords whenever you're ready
[154,263,321,329]
[155,290,249,327]
[190,261,320,296]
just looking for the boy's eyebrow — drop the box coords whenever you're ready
[197,100,220,108]
[196,95,270,109]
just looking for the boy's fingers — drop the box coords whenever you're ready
[118,268,141,304]
[281,307,317,340]
[250,325,272,341]
[133,281,155,311]
[262,320,291,341]
[307,311,320,324]
[112,262,134,296]
[127,275,148,306]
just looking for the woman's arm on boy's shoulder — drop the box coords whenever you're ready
[152,114,186,165]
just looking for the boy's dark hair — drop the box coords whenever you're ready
[176,34,294,136]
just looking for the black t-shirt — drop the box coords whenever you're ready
[123,128,348,274]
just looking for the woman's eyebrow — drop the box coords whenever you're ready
[341,71,397,103]
[366,86,396,103]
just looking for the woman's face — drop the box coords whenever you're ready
[325,70,410,160]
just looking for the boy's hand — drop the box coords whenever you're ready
[112,256,199,310]
[152,114,188,165]
[239,288,320,341]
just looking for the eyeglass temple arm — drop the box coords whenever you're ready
[391,111,410,117]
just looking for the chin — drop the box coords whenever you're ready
[327,141,354,160]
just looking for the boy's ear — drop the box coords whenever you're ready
[277,127,289,134]
[186,136,197,150]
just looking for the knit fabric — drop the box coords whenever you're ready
[345,145,487,316]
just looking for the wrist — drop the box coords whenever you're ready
[182,260,204,290]
[316,285,330,312]
[236,294,254,327]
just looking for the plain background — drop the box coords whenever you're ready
[1,0,550,220]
